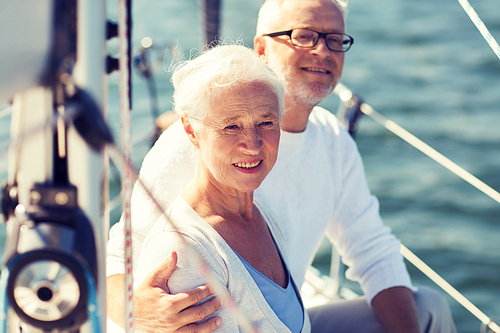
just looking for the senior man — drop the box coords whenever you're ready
[107,0,456,332]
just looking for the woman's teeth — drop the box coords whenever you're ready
[234,161,261,169]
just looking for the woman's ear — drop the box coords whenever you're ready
[181,114,200,148]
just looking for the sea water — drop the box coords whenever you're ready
[1,0,500,331]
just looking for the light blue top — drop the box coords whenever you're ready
[235,251,304,333]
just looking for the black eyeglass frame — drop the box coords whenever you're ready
[263,28,354,52]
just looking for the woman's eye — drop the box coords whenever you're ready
[225,125,238,130]
[260,121,273,126]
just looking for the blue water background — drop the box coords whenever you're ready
[1,0,500,331]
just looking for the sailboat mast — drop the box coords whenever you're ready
[201,0,221,46]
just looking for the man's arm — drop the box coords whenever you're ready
[107,253,222,333]
[371,286,420,333]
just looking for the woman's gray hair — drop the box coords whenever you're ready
[256,0,348,36]
[172,43,285,130]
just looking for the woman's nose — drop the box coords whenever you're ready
[240,128,262,152]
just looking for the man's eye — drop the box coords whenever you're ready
[225,125,238,130]
[327,35,342,44]
[260,121,273,126]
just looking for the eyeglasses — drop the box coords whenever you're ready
[263,28,354,52]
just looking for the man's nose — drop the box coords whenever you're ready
[311,36,331,55]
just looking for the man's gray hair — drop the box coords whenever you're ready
[256,0,348,36]
[172,44,285,130]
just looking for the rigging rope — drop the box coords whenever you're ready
[457,0,500,61]
[118,0,134,330]
[334,83,500,332]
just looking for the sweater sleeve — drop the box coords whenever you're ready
[325,120,413,304]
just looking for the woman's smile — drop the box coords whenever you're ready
[233,159,263,173]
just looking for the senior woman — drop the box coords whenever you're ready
[133,44,310,332]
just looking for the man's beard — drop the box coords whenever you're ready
[286,77,336,107]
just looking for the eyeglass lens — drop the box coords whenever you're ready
[291,29,351,51]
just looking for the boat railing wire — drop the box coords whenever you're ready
[335,83,500,206]
[457,0,500,61]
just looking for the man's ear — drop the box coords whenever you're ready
[181,114,200,148]
[254,36,268,62]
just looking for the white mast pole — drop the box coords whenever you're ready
[70,0,108,331]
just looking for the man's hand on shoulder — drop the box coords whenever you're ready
[107,252,222,333]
